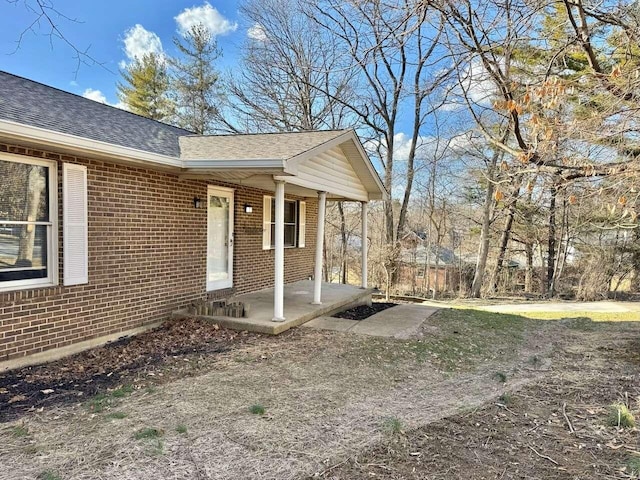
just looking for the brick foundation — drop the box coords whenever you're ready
[0,143,317,363]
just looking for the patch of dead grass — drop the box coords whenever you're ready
[0,313,566,480]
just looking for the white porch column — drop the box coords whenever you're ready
[272,180,286,321]
[361,201,369,288]
[312,191,327,305]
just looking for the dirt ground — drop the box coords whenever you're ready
[323,319,640,479]
[0,308,639,480]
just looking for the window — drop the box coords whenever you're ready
[270,198,298,248]
[262,196,306,249]
[0,154,57,291]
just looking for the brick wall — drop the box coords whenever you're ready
[0,143,317,362]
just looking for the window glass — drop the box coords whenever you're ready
[0,162,49,222]
[0,158,53,287]
[283,200,297,223]
[284,225,296,246]
[0,224,48,280]
[269,198,298,248]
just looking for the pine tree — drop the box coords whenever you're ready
[117,53,174,122]
[169,24,221,134]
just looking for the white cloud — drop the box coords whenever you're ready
[69,80,78,87]
[82,88,128,111]
[448,131,483,153]
[442,57,498,111]
[113,101,129,111]
[82,88,108,104]
[365,133,441,163]
[247,23,267,41]
[122,24,163,61]
[175,2,238,37]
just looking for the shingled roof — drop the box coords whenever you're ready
[179,130,348,160]
[0,71,192,157]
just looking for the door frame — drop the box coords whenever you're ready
[206,185,234,291]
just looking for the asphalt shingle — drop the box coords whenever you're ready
[0,71,192,157]
[179,130,348,160]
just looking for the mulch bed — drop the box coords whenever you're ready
[332,302,398,320]
[0,317,259,422]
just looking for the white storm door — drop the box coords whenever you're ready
[206,186,234,291]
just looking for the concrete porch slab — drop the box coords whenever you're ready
[303,304,440,338]
[179,280,375,335]
[304,316,360,332]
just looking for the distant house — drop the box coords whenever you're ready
[0,71,385,367]
[397,231,464,294]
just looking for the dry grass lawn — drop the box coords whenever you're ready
[0,308,638,480]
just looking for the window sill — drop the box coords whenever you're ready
[0,279,59,294]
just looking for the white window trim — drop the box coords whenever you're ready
[0,152,58,292]
[264,196,303,250]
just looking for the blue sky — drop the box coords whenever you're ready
[0,0,477,184]
[0,1,247,105]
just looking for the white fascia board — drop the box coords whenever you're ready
[183,158,290,170]
[182,158,298,176]
[0,119,182,169]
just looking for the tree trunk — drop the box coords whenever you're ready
[433,235,442,299]
[338,202,347,284]
[470,155,498,298]
[383,136,395,244]
[631,228,640,293]
[322,233,329,282]
[546,181,558,296]
[552,197,569,295]
[491,179,521,293]
[524,242,534,293]
[385,268,391,301]
[17,167,45,266]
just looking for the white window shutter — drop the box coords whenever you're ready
[262,195,272,250]
[298,201,306,248]
[63,163,88,286]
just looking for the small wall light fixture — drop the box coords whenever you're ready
[193,197,202,209]
[244,203,253,213]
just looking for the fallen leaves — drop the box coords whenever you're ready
[0,317,259,421]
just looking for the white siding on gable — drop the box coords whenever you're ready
[292,146,369,201]
[63,163,88,286]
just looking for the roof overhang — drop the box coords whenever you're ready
[0,119,182,170]
[181,129,387,202]
[0,120,387,202]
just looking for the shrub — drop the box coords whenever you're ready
[249,404,266,415]
[606,403,635,428]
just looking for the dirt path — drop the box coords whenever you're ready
[324,320,640,479]
[0,309,629,480]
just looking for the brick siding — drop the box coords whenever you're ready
[0,143,317,362]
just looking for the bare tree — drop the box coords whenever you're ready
[308,0,451,243]
[6,0,108,74]
[219,0,356,133]
[438,0,640,297]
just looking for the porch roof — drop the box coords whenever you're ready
[179,130,386,202]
